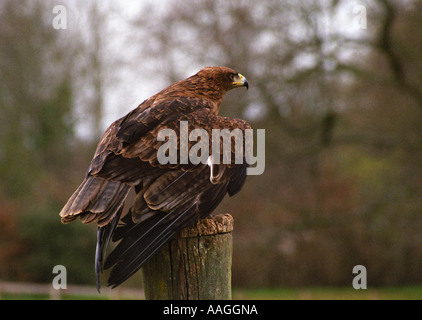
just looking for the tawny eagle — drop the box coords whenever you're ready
[60,66,250,289]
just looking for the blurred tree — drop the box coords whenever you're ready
[19,197,95,284]
[0,0,74,197]
[334,0,422,285]
[130,0,349,286]
[0,196,25,280]
[2,0,421,288]
[130,0,422,287]
[0,0,97,283]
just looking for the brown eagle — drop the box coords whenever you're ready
[60,66,250,289]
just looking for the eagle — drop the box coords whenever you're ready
[60,66,250,290]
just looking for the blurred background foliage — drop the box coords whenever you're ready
[1,0,422,288]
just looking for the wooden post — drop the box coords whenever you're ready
[142,214,233,300]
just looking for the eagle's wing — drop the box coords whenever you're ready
[60,96,214,224]
[60,96,251,289]
[102,111,250,288]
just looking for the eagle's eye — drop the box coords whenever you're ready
[229,73,237,81]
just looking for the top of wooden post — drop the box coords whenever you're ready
[180,213,233,238]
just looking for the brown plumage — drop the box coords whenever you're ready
[59,66,250,289]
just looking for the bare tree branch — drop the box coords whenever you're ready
[376,0,422,108]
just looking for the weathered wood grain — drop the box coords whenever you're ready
[142,214,233,300]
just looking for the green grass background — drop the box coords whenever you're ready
[2,286,422,300]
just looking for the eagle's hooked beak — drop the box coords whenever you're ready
[233,73,249,90]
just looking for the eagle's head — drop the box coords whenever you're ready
[196,66,249,91]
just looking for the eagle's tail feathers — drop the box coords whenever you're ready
[104,201,198,288]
